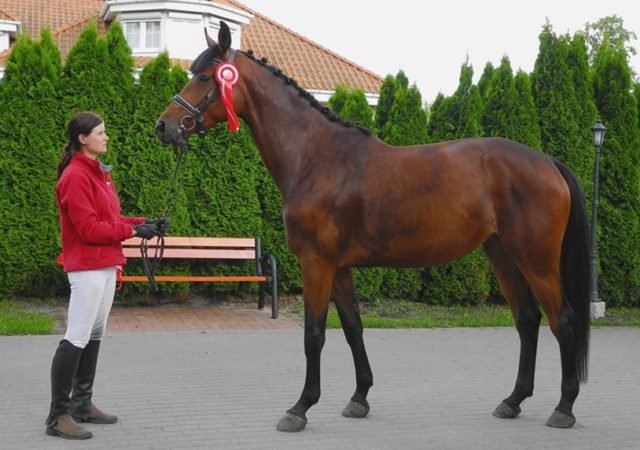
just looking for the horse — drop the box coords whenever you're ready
[155,21,590,432]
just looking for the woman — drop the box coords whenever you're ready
[46,111,168,440]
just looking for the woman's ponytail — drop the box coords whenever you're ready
[57,143,77,179]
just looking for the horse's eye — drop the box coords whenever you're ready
[199,74,211,82]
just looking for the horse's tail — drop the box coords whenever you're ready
[554,160,590,383]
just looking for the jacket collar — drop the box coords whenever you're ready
[72,152,112,176]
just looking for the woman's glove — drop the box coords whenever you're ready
[144,217,170,234]
[133,223,160,239]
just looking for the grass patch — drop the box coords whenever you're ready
[0,299,56,335]
[592,307,640,326]
[315,300,640,329]
[325,302,515,329]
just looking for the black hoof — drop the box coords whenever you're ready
[276,412,307,432]
[492,401,521,419]
[546,409,575,428]
[342,400,370,418]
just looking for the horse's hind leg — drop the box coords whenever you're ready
[525,274,580,428]
[484,236,542,419]
[332,268,373,418]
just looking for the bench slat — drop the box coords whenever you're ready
[120,275,267,282]
[123,236,256,248]
[123,248,257,260]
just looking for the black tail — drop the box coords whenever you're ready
[554,160,590,383]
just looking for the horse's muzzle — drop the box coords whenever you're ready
[155,121,188,149]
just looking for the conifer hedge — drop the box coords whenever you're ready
[1,20,639,306]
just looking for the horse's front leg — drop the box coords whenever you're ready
[277,258,335,432]
[332,268,373,418]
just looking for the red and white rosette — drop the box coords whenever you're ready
[215,62,240,132]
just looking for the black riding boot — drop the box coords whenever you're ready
[45,340,92,439]
[71,340,118,424]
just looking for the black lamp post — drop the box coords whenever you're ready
[589,121,606,310]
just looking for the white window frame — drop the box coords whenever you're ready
[123,19,162,55]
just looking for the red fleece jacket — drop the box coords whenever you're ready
[56,152,143,272]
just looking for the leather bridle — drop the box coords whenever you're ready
[171,49,237,138]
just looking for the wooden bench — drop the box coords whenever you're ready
[120,236,278,318]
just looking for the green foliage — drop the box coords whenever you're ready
[327,85,349,115]
[341,89,373,128]
[427,61,482,141]
[477,62,494,99]
[592,40,640,306]
[382,85,428,145]
[374,75,396,136]
[481,56,517,138]
[0,32,65,296]
[532,25,594,189]
[2,19,640,307]
[511,70,542,148]
[581,15,637,65]
[328,85,373,128]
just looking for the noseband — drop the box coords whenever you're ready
[171,49,237,137]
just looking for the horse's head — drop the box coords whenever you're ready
[155,21,245,149]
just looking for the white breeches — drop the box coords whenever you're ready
[64,266,116,348]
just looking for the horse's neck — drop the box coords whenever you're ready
[239,60,338,195]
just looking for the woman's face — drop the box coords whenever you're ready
[79,122,108,158]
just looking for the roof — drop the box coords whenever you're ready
[0,0,382,94]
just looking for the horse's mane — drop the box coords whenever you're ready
[243,50,371,135]
[190,45,371,135]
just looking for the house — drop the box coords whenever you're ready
[0,0,382,104]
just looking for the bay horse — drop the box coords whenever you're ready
[155,22,590,432]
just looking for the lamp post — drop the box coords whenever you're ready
[589,121,606,319]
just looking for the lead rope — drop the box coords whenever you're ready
[139,141,193,291]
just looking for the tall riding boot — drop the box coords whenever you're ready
[45,340,92,439]
[71,340,118,424]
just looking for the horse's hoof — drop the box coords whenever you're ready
[492,401,521,419]
[546,409,575,428]
[276,412,307,432]
[342,400,370,418]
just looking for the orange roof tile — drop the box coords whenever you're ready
[0,0,382,94]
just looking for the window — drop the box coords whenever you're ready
[124,20,160,51]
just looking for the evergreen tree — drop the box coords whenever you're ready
[427,62,482,142]
[477,62,495,101]
[101,21,136,181]
[374,75,396,138]
[382,85,428,145]
[327,85,350,115]
[340,89,373,128]
[0,31,65,296]
[592,40,640,306]
[427,93,455,142]
[511,70,542,148]
[566,33,598,195]
[532,24,590,186]
[480,56,516,138]
[60,20,111,115]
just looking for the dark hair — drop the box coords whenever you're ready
[57,111,104,179]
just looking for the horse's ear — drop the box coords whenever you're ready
[204,27,215,48]
[218,21,232,54]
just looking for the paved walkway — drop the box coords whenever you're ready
[105,305,298,332]
[1,325,638,449]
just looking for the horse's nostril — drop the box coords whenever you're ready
[155,121,166,136]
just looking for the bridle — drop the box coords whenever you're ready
[140,49,239,291]
[171,49,238,138]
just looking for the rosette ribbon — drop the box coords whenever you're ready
[214,62,240,132]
